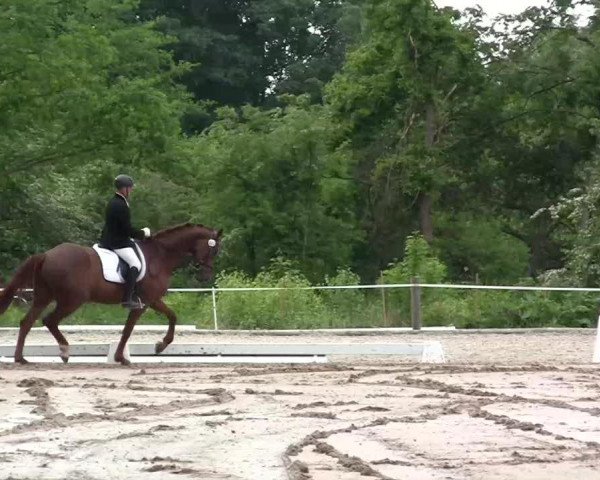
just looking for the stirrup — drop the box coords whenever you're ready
[121,296,145,310]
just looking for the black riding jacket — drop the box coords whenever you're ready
[99,193,145,249]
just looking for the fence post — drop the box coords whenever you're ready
[211,287,219,330]
[380,273,388,327]
[410,276,422,331]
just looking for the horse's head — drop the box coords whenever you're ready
[191,228,223,281]
[152,223,223,282]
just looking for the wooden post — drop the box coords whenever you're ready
[380,273,388,327]
[211,287,219,330]
[410,276,422,331]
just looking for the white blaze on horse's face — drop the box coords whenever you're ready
[208,239,216,248]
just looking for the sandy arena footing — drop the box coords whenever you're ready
[0,329,599,479]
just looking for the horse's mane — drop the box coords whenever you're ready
[152,223,206,240]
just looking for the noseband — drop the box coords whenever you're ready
[192,240,218,270]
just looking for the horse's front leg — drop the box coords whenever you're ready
[150,299,177,354]
[114,307,146,366]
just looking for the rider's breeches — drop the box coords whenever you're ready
[113,247,142,271]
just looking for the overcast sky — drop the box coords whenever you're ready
[436,0,593,19]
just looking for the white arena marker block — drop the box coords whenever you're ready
[593,316,600,363]
[420,341,446,363]
[107,342,130,364]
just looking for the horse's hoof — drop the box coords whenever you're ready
[155,341,165,354]
[15,357,29,365]
[115,355,131,366]
[59,345,69,363]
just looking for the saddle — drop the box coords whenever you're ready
[92,243,147,284]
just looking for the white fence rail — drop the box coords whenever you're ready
[166,282,600,332]
[169,284,600,292]
[167,282,600,333]
[3,280,599,362]
[3,280,600,363]
[3,280,600,332]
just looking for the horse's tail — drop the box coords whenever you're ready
[0,254,45,315]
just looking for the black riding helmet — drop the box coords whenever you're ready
[115,174,134,190]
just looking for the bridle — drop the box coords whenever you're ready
[192,238,219,270]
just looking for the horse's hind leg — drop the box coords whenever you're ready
[42,302,82,363]
[14,300,50,364]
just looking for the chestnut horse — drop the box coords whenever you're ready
[0,223,222,365]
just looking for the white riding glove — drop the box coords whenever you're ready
[142,227,151,238]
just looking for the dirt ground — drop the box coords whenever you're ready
[1,329,599,479]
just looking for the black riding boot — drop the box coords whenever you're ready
[122,267,143,310]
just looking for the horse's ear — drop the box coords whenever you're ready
[217,229,223,238]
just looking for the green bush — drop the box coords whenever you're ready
[422,290,596,329]
[322,268,367,327]
[382,234,448,284]
[0,254,596,330]
[381,234,450,326]
[214,262,386,329]
[434,213,529,284]
[215,258,328,329]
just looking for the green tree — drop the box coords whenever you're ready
[184,98,359,280]
[137,0,365,132]
[467,0,600,276]
[0,0,192,270]
[325,0,485,277]
[0,0,188,176]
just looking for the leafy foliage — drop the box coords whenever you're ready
[3,0,600,329]
[185,100,359,280]
[137,0,365,131]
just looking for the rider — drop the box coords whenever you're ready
[99,174,151,309]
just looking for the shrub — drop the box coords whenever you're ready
[215,258,328,329]
[381,234,449,326]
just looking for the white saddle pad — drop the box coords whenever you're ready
[92,243,147,284]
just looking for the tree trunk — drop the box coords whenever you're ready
[425,103,436,147]
[418,192,434,243]
[246,235,257,277]
[419,103,436,243]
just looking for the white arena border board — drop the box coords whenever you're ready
[0,326,453,333]
[0,342,445,364]
[0,325,197,332]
